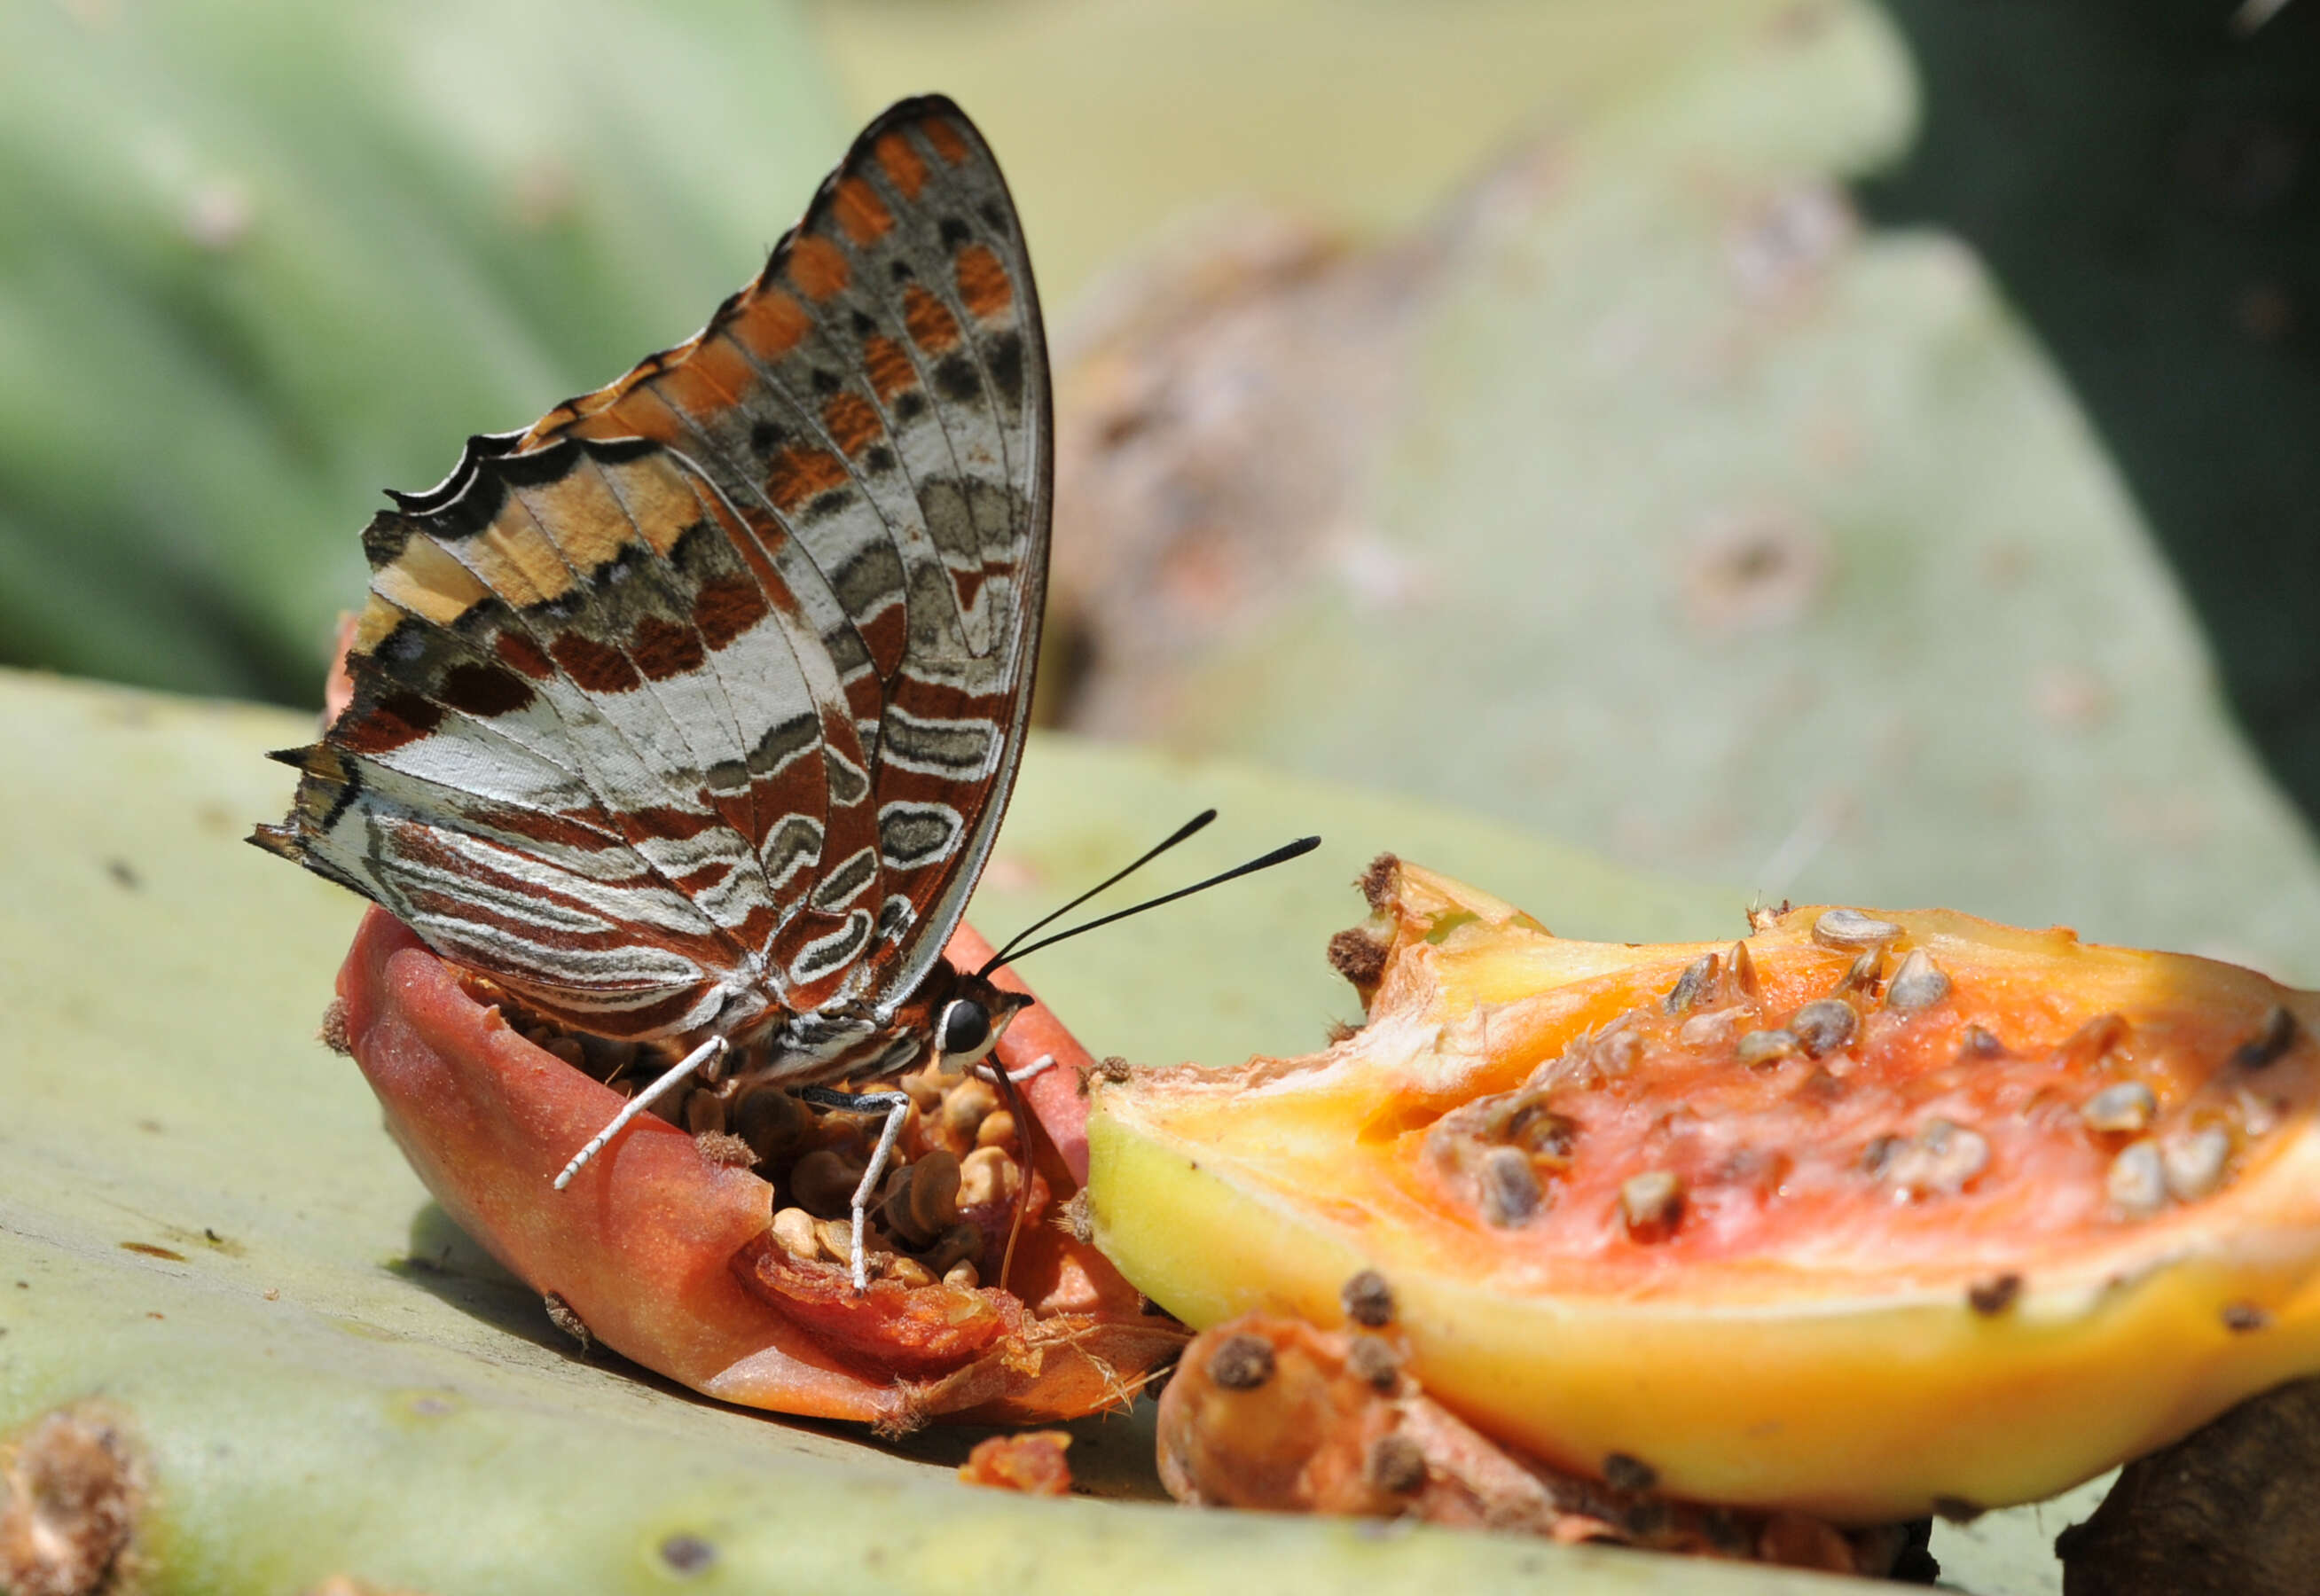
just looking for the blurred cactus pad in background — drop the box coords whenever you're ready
[3,2,2318,1591]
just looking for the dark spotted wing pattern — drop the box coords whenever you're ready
[254,97,1049,1060]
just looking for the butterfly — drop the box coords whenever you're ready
[255,96,1319,1292]
[253,97,1054,1271]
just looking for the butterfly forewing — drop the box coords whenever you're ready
[256,96,1050,1060]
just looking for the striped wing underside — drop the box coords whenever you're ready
[255,97,1051,1044]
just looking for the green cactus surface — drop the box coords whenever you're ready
[3,666,1950,1595]
[0,0,845,704]
[1045,1,2320,987]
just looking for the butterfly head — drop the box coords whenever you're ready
[934,983,1032,1075]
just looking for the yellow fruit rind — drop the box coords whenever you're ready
[1086,862,2320,1520]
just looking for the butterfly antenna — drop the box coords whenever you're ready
[979,835,1322,975]
[979,809,1219,972]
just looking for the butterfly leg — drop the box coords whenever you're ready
[553,1036,727,1191]
[799,1087,912,1291]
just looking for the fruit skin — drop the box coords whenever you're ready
[339,905,1182,1428]
[1086,858,2320,1521]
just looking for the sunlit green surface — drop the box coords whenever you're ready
[0,669,1899,1594]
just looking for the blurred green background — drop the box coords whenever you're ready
[4,0,2318,980]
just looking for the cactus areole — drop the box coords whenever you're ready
[338,904,1183,1428]
[1086,858,2320,1521]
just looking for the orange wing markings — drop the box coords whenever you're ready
[860,332,918,404]
[546,632,642,695]
[496,630,556,680]
[350,594,412,654]
[733,900,784,951]
[949,566,991,622]
[334,690,444,755]
[372,536,492,629]
[765,445,850,513]
[628,614,707,684]
[649,348,751,438]
[833,176,894,245]
[954,245,1014,323]
[788,234,851,302]
[473,802,629,855]
[432,660,538,719]
[511,103,979,476]
[519,467,649,573]
[901,286,961,355]
[730,286,813,364]
[923,118,970,166]
[854,603,909,685]
[874,130,928,199]
[600,448,718,559]
[521,340,695,450]
[617,803,726,845]
[821,391,885,458]
[466,505,580,609]
[668,859,736,896]
[694,574,772,651]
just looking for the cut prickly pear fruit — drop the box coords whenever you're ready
[341,905,1183,1428]
[1088,857,2320,1521]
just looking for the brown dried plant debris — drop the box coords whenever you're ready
[0,1403,149,1596]
[1155,1311,1916,1578]
[542,1291,592,1352]
[317,998,353,1057]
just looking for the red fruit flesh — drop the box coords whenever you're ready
[339,907,1179,1428]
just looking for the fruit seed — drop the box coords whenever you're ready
[1664,953,1720,1015]
[923,1222,984,1277]
[1886,1120,1989,1197]
[2080,1082,2157,1134]
[1620,1170,1683,1234]
[1885,950,1951,1012]
[1341,1269,1397,1328]
[958,1145,1019,1208]
[2159,1126,2230,1201]
[771,1206,820,1259]
[1791,999,1858,1057]
[2107,1140,2167,1217]
[789,1147,866,1217]
[1346,1334,1400,1390]
[1479,1146,1541,1226]
[1813,909,1901,949]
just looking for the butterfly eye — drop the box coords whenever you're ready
[939,998,993,1064]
